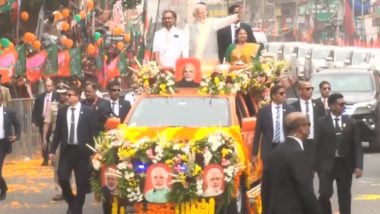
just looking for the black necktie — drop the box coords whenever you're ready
[334,117,341,131]
[68,107,75,144]
[305,101,310,120]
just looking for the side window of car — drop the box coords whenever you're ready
[235,93,249,126]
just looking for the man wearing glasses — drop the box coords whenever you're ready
[49,87,96,214]
[107,80,131,123]
[291,81,325,141]
[252,85,295,163]
[317,81,331,113]
[315,93,363,214]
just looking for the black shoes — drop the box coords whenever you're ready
[0,190,6,200]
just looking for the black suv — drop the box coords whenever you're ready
[310,68,380,151]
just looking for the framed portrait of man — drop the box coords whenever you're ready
[144,163,173,203]
[101,165,119,196]
[175,58,201,88]
[202,164,225,197]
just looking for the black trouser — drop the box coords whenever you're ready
[318,158,352,214]
[58,145,91,214]
[0,140,7,194]
[39,126,52,163]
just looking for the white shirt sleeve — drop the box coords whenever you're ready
[211,14,239,31]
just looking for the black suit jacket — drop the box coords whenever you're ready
[252,103,295,159]
[217,22,256,63]
[82,97,112,135]
[50,104,96,157]
[291,99,325,131]
[1,107,21,154]
[262,137,320,214]
[315,114,363,173]
[32,92,60,127]
[109,99,131,123]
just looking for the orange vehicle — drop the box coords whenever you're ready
[105,88,262,213]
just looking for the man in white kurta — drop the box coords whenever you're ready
[188,3,238,66]
[153,10,188,71]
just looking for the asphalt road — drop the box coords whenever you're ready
[1,152,380,214]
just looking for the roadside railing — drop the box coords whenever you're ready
[7,98,40,157]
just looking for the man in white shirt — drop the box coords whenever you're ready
[153,10,188,71]
[291,81,325,140]
[188,3,239,66]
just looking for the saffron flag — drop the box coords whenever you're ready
[0,49,17,83]
[26,50,47,83]
[344,0,355,42]
[58,50,70,77]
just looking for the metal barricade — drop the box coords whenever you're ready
[7,98,40,157]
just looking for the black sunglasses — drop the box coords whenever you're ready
[337,102,346,107]
[111,89,121,92]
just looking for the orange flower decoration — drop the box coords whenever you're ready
[32,40,41,50]
[87,0,94,10]
[124,34,131,43]
[116,42,124,51]
[79,11,86,19]
[87,44,96,56]
[112,26,123,35]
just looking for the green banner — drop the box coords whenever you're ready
[118,52,128,77]
[14,44,26,76]
[43,45,58,75]
[70,47,82,77]
[0,0,15,14]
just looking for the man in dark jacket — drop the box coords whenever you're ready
[32,78,59,166]
[315,93,363,214]
[262,112,320,214]
[0,92,20,200]
[217,4,256,63]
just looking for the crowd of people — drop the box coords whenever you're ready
[257,81,363,214]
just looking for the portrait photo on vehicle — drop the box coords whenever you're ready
[202,164,225,197]
[144,163,173,203]
[175,58,201,88]
[101,165,119,195]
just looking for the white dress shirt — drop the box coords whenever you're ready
[230,22,240,44]
[66,102,81,145]
[271,102,285,143]
[110,99,119,117]
[153,26,188,68]
[288,136,304,151]
[43,92,52,116]
[0,106,4,139]
[300,99,315,139]
[331,113,343,129]
[188,14,238,61]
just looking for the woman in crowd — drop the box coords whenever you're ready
[224,27,261,68]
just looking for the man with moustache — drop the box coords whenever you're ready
[153,10,188,71]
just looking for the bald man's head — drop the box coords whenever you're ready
[285,112,310,138]
[44,78,54,93]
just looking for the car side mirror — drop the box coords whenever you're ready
[305,54,311,60]
[291,53,297,58]
[344,59,350,65]
[241,117,256,131]
[326,56,333,62]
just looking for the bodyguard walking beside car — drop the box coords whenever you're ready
[49,87,96,214]
[261,112,320,214]
[0,92,20,200]
[315,93,363,214]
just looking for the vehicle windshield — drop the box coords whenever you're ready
[312,47,332,60]
[351,51,368,65]
[335,49,351,62]
[311,73,374,93]
[127,97,231,127]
